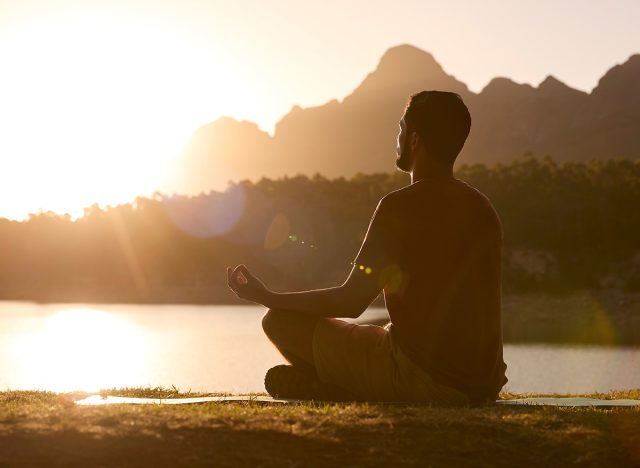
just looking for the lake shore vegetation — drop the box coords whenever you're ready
[2,157,640,344]
[1,157,638,305]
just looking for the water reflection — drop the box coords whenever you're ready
[1,303,639,394]
[10,308,148,392]
[503,344,640,394]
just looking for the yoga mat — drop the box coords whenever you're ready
[75,395,296,405]
[495,397,640,407]
[75,395,640,407]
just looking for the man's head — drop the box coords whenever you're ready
[396,91,471,172]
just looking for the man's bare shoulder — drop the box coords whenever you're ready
[379,183,412,204]
[374,183,420,217]
[380,178,501,227]
[455,179,500,214]
[455,179,503,237]
[380,178,464,205]
[455,178,489,200]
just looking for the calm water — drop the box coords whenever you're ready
[1,302,639,394]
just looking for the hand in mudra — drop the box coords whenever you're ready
[227,264,270,304]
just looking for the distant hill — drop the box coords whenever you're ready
[168,117,277,195]
[168,45,640,194]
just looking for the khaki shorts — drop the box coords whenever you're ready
[312,319,469,404]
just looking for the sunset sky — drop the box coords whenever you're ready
[0,0,638,220]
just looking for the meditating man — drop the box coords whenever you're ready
[227,90,508,404]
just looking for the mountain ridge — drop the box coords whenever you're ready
[168,45,640,195]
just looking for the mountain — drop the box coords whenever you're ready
[169,45,640,194]
[273,45,471,178]
[465,75,589,164]
[167,117,276,194]
[571,54,640,160]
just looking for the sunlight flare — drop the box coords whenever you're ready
[10,308,148,392]
[0,11,240,219]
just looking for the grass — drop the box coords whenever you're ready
[0,388,638,467]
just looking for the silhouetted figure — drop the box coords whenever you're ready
[227,91,507,404]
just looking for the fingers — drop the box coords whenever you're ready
[231,264,243,279]
[227,264,265,304]
[241,265,258,280]
[238,264,253,283]
[228,264,250,292]
[232,264,250,284]
[227,267,237,292]
[235,271,248,284]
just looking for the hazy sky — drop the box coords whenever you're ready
[0,0,639,218]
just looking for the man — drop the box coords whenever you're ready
[227,90,507,404]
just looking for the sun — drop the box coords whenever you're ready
[0,11,232,219]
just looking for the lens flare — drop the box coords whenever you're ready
[264,213,290,250]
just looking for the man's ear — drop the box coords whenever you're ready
[410,132,419,150]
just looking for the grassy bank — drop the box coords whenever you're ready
[1,389,638,467]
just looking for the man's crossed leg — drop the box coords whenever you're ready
[261,308,469,404]
[261,309,359,400]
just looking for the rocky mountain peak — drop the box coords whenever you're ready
[592,54,640,96]
[376,44,441,73]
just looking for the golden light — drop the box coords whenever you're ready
[10,308,148,392]
[0,11,243,219]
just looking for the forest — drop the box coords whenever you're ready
[0,156,638,304]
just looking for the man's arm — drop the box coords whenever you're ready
[227,263,381,319]
[227,197,399,318]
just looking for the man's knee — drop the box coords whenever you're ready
[262,308,321,344]
[262,308,287,341]
[262,308,320,369]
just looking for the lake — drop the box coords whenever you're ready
[1,302,639,395]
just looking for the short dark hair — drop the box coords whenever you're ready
[404,90,471,165]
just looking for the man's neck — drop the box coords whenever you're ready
[410,158,454,184]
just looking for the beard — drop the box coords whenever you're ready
[395,143,412,172]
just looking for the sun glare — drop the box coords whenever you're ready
[0,11,237,219]
[10,308,148,392]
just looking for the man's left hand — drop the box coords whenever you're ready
[227,264,271,304]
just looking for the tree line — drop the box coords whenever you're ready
[0,156,638,303]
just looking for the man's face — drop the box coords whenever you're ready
[395,115,413,172]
